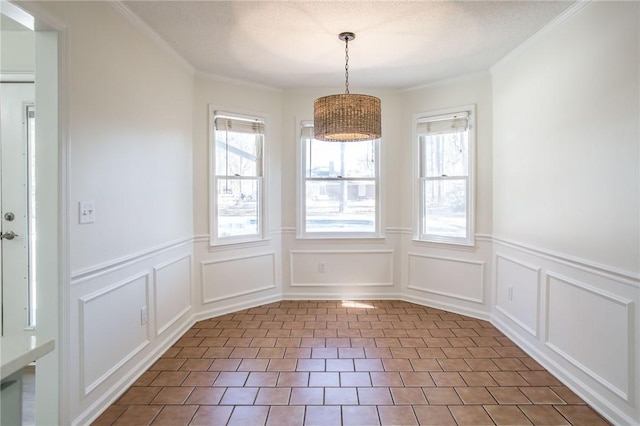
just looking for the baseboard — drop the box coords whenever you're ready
[491,315,636,426]
[195,294,282,322]
[401,293,491,322]
[282,292,402,301]
[72,314,195,426]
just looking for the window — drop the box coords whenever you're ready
[416,106,474,245]
[299,122,380,238]
[211,110,265,245]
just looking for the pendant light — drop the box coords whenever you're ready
[313,32,381,142]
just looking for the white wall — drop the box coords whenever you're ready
[33,28,60,426]
[400,74,494,319]
[491,3,639,424]
[401,74,493,234]
[13,2,638,425]
[279,88,405,300]
[492,2,639,274]
[191,73,283,319]
[25,2,196,424]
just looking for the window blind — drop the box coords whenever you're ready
[300,121,314,139]
[214,112,265,134]
[416,112,469,136]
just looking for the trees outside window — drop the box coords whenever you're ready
[211,110,265,245]
[416,107,475,245]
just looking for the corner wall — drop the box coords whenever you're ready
[191,73,284,320]
[280,88,406,301]
[26,2,196,424]
[491,3,640,424]
[399,74,494,318]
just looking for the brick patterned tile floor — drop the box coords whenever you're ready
[92,300,610,425]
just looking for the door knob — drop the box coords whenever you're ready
[0,231,18,240]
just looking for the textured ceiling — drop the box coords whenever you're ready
[123,1,573,90]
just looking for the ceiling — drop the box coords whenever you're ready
[123,1,573,90]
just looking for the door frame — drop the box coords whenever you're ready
[0,81,36,337]
[6,1,70,424]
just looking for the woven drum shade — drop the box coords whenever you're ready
[314,94,381,142]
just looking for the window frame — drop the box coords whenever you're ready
[297,120,382,239]
[413,105,475,246]
[209,106,267,246]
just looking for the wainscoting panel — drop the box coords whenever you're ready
[491,237,639,425]
[495,254,540,337]
[201,252,276,304]
[290,250,393,287]
[79,273,150,397]
[546,272,633,401]
[70,239,195,426]
[407,253,484,303]
[154,254,192,336]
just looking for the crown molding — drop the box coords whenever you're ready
[108,1,195,74]
[195,70,282,93]
[490,0,594,74]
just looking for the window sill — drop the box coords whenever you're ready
[208,237,271,252]
[297,234,386,243]
[411,238,477,251]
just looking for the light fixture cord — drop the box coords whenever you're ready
[344,36,350,94]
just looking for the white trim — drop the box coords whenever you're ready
[411,238,481,253]
[493,253,541,338]
[195,294,282,322]
[79,272,150,397]
[289,249,394,255]
[275,227,297,236]
[193,234,210,242]
[385,227,411,235]
[412,104,476,247]
[108,1,195,74]
[74,312,194,426]
[70,237,193,285]
[58,25,72,426]
[283,292,402,301]
[402,70,490,92]
[475,234,493,242]
[491,314,634,426]
[208,105,269,247]
[494,305,537,338]
[401,293,490,322]
[492,236,640,285]
[290,282,393,288]
[406,253,485,304]
[544,271,633,401]
[153,254,193,337]
[203,285,277,304]
[297,119,383,239]
[0,73,34,82]
[289,249,394,287]
[491,1,594,74]
[195,70,282,93]
[208,238,272,252]
[199,252,277,304]
[0,1,34,29]
[406,284,483,305]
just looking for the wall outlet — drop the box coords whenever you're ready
[79,201,96,224]
[508,286,513,301]
[140,306,148,325]
[318,261,327,273]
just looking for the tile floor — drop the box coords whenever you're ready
[93,300,610,425]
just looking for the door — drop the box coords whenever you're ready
[1,82,35,337]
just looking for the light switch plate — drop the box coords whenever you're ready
[79,201,96,224]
